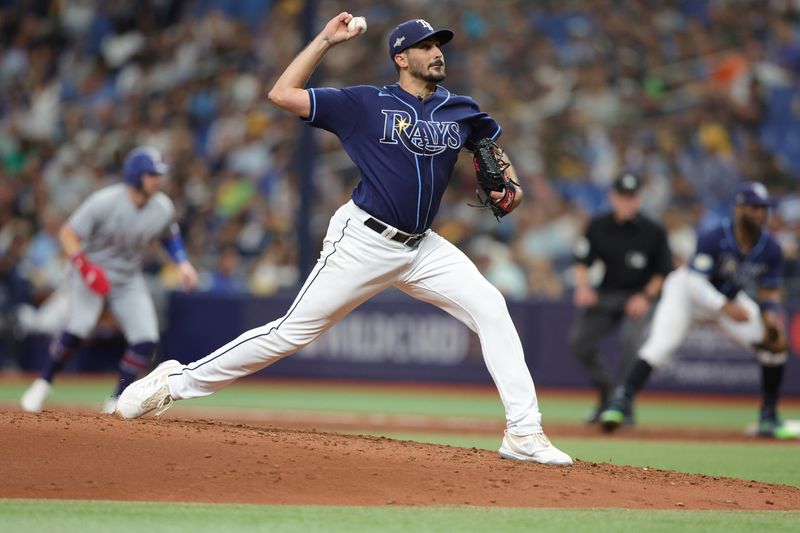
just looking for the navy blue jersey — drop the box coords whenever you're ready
[688,218,783,299]
[305,83,501,233]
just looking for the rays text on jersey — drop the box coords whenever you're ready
[380,110,460,156]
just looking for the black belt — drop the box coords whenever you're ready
[364,217,425,247]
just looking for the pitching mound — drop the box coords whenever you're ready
[2,411,799,509]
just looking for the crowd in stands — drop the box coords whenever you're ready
[2,0,800,348]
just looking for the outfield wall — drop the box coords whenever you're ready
[157,291,800,395]
[11,290,799,395]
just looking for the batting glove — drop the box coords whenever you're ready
[71,252,110,296]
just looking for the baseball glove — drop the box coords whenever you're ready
[471,138,520,219]
[755,320,788,353]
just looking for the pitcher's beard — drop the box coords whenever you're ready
[421,70,445,83]
[410,62,446,83]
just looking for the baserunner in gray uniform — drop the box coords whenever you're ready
[20,146,198,413]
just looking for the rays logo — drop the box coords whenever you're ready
[380,110,460,156]
[719,253,766,285]
[416,19,434,31]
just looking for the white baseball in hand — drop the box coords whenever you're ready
[348,16,367,34]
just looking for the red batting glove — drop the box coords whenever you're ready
[71,252,110,296]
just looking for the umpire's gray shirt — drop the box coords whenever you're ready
[68,183,176,284]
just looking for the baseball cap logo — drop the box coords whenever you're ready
[613,172,640,194]
[417,19,434,31]
[621,175,636,190]
[735,181,773,206]
[388,19,454,60]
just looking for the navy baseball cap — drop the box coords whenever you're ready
[388,19,454,60]
[612,172,642,195]
[735,181,774,207]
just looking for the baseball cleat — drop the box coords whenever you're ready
[20,378,52,413]
[115,360,182,419]
[599,408,625,433]
[498,431,573,465]
[757,419,799,440]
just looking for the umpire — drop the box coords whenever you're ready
[568,172,673,424]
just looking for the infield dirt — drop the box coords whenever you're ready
[2,410,799,509]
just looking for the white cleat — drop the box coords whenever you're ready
[100,395,118,415]
[498,431,574,466]
[20,378,52,413]
[115,360,182,419]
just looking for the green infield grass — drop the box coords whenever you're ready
[0,500,798,533]
[2,376,797,429]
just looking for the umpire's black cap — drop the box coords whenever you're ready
[388,19,453,60]
[612,172,642,195]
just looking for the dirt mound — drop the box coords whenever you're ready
[2,410,798,509]
[150,406,788,443]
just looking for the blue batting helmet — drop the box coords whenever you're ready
[123,146,167,188]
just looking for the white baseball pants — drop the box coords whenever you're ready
[638,266,770,368]
[168,201,543,435]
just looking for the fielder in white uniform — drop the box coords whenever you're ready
[600,181,795,439]
[116,14,573,465]
[21,147,197,413]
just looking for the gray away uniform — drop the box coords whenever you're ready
[65,183,176,343]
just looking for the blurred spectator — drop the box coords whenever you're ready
[469,236,528,300]
[0,215,33,367]
[21,206,66,297]
[249,236,298,296]
[0,0,798,321]
[524,257,565,300]
[203,245,248,293]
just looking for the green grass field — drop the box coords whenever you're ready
[1,375,799,531]
[2,500,799,533]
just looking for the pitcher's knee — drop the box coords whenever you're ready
[467,286,507,320]
[264,327,319,355]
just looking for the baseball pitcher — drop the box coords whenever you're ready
[116,13,572,465]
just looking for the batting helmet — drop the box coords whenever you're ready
[123,146,167,188]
